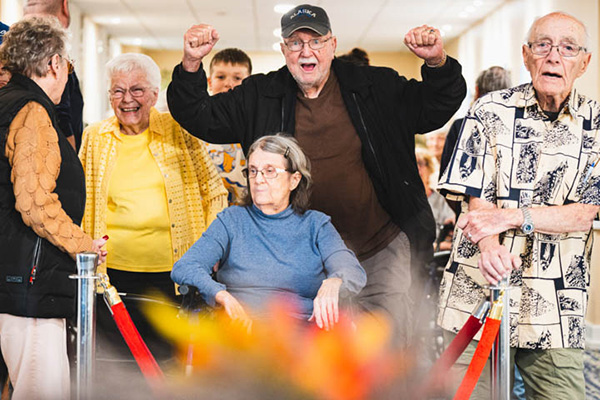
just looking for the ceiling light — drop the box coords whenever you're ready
[92,16,122,25]
[440,30,446,37]
[133,38,142,46]
[272,42,282,52]
[442,24,452,32]
[465,5,475,13]
[459,11,468,18]
[274,4,295,14]
[273,28,281,37]
[473,0,483,6]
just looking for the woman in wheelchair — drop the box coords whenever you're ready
[172,134,366,331]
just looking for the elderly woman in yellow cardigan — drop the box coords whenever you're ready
[79,53,227,299]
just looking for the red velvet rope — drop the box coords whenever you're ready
[110,302,165,394]
[452,317,501,400]
[431,316,483,378]
[416,315,483,397]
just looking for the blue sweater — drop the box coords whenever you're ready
[171,205,366,319]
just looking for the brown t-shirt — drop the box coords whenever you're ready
[294,72,400,260]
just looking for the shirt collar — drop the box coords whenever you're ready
[519,83,581,118]
[99,107,161,139]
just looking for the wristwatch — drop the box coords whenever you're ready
[520,207,534,235]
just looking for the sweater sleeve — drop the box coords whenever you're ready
[388,56,466,136]
[6,102,94,258]
[316,220,367,297]
[183,131,228,227]
[166,63,250,146]
[171,213,229,306]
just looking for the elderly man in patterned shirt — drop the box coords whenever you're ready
[437,12,600,399]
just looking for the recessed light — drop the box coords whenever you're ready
[272,42,282,52]
[442,24,452,32]
[133,38,142,46]
[273,28,281,37]
[459,12,468,18]
[473,0,483,6]
[465,5,475,13]
[274,4,295,14]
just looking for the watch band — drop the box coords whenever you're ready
[521,207,534,234]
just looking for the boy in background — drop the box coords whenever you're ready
[206,48,252,205]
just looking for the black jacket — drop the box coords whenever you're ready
[167,57,467,264]
[0,74,86,318]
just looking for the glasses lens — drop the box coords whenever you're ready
[131,88,145,97]
[559,44,578,57]
[309,39,324,50]
[264,167,277,179]
[286,40,300,51]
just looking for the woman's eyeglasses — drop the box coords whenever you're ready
[243,166,290,179]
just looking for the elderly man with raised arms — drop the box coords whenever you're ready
[168,4,466,346]
[438,12,600,399]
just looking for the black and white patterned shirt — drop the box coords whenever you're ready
[437,83,600,349]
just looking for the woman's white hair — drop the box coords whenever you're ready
[106,53,161,90]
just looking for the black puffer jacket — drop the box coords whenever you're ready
[167,57,467,265]
[0,74,86,318]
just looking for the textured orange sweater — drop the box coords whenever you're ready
[5,102,93,257]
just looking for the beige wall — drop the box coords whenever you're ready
[589,230,600,325]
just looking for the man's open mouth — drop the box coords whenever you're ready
[301,63,316,72]
[542,72,562,78]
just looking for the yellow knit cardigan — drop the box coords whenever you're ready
[79,108,228,273]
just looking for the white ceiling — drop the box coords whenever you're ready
[71,0,507,52]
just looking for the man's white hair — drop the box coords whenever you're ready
[106,53,161,90]
[525,11,590,51]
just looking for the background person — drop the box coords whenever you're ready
[172,134,366,330]
[167,3,467,347]
[205,48,252,205]
[437,12,599,399]
[439,65,511,178]
[425,130,446,167]
[23,0,84,151]
[415,147,454,251]
[0,17,106,399]
[337,47,370,66]
[0,22,10,88]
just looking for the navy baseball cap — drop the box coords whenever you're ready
[0,22,8,45]
[280,4,331,38]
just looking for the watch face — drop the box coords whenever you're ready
[522,222,534,234]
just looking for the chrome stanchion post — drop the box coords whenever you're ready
[490,277,511,400]
[71,252,99,400]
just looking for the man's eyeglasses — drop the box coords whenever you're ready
[243,166,290,179]
[109,86,151,99]
[283,36,333,52]
[527,41,587,57]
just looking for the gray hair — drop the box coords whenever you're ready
[475,66,511,98]
[526,12,590,51]
[241,134,312,214]
[106,53,161,90]
[0,16,68,78]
